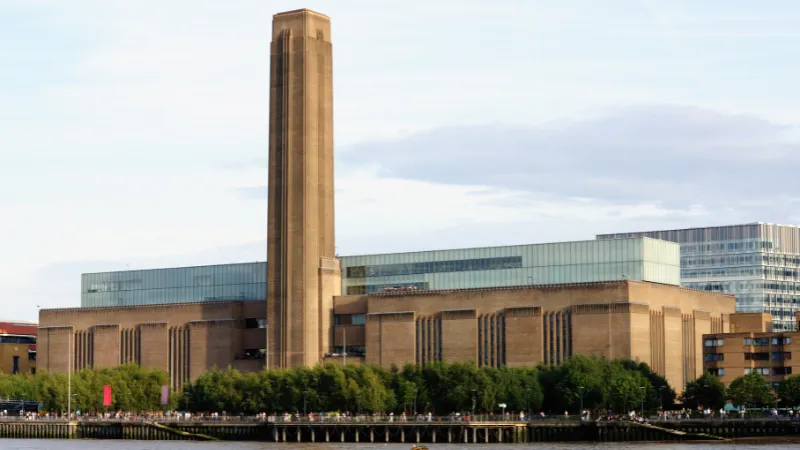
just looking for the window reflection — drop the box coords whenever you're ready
[345,256,523,278]
[81,262,268,307]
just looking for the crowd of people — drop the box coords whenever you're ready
[3,407,800,422]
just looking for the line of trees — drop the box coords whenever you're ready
[681,371,800,411]
[0,357,673,415]
[6,358,797,415]
[0,364,179,412]
[184,356,674,415]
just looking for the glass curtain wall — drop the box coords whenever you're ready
[598,223,800,331]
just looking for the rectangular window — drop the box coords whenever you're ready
[773,367,793,376]
[745,352,769,360]
[244,318,267,329]
[744,338,752,345]
[334,314,366,326]
[12,356,19,374]
[704,353,724,362]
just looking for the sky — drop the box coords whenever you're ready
[1,0,800,321]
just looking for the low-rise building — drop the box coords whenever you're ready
[702,312,797,386]
[0,321,37,375]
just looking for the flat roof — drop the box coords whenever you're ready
[597,222,800,236]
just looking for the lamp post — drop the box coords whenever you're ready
[578,386,585,420]
[659,386,665,415]
[303,390,308,418]
[640,386,646,419]
[524,388,532,420]
[67,331,72,420]
[471,389,477,420]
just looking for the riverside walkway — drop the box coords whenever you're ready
[0,417,798,442]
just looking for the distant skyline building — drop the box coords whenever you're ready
[598,223,800,331]
[81,237,679,307]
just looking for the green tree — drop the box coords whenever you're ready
[778,375,800,408]
[619,360,676,411]
[727,372,776,408]
[349,366,391,412]
[682,372,726,410]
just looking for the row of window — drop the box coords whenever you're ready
[83,262,267,293]
[686,280,800,295]
[681,252,800,269]
[681,253,763,268]
[82,283,267,307]
[0,336,35,345]
[331,346,365,356]
[704,339,724,347]
[681,240,776,254]
[345,282,429,295]
[334,314,366,326]
[744,352,792,361]
[682,266,800,280]
[744,337,793,346]
[344,257,523,278]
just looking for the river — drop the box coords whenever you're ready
[1,442,797,449]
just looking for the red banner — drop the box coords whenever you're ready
[103,385,112,407]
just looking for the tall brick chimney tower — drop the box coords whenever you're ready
[266,9,340,368]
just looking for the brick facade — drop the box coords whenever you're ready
[38,301,266,389]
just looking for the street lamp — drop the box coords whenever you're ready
[303,390,308,418]
[640,386,646,419]
[659,386,665,415]
[578,386,585,420]
[67,331,72,420]
[524,388,532,420]
[471,389,477,419]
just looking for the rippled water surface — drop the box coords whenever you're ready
[1,442,798,450]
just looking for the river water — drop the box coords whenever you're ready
[1,442,797,449]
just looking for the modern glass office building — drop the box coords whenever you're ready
[598,223,800,331]
[81,237,678,307]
